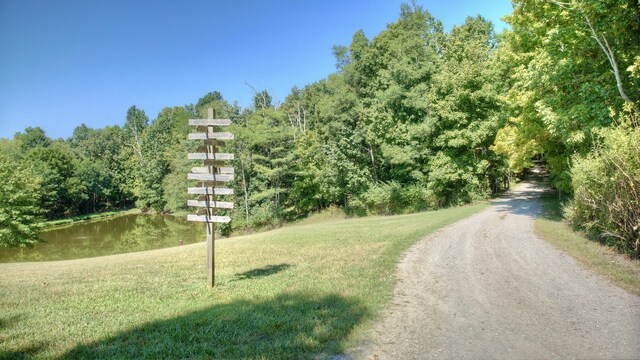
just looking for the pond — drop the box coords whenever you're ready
[0,214,206,263]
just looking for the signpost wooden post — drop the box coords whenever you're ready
[186,108,234,288]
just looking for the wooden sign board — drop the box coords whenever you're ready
[187,187,234,195]
[187,153,234,160]
[188,119,232,126]
[197,140,226,147]
[187,200,234,209]
[187,214,232,223]
[191,167,234,174]
[188,132,235,140]
[187,173,234,182]
[186,108,234,288]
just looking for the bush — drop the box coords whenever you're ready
[248,202,279,229]
[567,127,640,257]
[0,156,43,247]
[349,182,440,216]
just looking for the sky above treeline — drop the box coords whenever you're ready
[0,0,513,139]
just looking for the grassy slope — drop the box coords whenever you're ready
[535,193,640,296]
[0,203,486,359]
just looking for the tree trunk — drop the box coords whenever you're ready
[369,144,377,181]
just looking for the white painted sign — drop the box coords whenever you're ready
[187,214,232,223]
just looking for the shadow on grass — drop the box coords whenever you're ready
[0,315,45,360]
[536,191,566,222]
[0,314,22,330]
[232,264,292,281]
[60,292,367,359]
[0,345,45,360]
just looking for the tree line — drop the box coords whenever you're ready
[1,1,638,256]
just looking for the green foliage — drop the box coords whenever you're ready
[247,202,279,229]
[123,106,149,141]
[76,159,112,213]
[162,141,198,214]
[226,92,296,231]
[69,124,132,209]
[195,91,223,115]
[24,141,84,219]
[566,128,640,257]
[349,182,439,216]
[13,126,51,153]
[287,133,325,215]
[1,1,636,264]
[136,107,180,211]
[0,156,43,247]
[10,1,639,244]
[425,16,505,203]
[496,0,640,191]
[220,4,509,227]
[490,0,640,255]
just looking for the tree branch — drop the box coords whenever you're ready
[582,14,632,104]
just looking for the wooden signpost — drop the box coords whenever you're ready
[186,108,234,288]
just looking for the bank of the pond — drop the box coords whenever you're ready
[42,208,140,230]
[0,203,487,359]
[2,213,206,263]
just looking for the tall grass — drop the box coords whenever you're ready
[567,128,640,257]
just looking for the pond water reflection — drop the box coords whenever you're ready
[0,214,205,262]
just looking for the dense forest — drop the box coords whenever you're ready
[1,1,638,256]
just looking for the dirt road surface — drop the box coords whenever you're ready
[357,182,640,359]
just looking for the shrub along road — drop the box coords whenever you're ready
[358,182,640,359]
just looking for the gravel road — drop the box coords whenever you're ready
[357,182,640,359]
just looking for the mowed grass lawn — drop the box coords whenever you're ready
[0,204,486,359]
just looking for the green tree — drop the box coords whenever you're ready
[76,159,112,213]
[195,91,224,115]
[69,124,131,209]
[138,107,192,211]
[119,106,149,200]
[24,142,84,219]
[425,16,506,202]
[162,140,198,213]
[495,0,640,191]
[14,127,51,153]
[0,155,43,247]
[228,92,295,227]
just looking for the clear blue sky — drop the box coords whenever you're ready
[0,0,512,139]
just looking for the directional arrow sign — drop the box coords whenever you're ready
[188,119,232,126]
[188,153,234,160]
[187,187,234,195]
[191,166,234,174]
[187,215,231,223]
[187,173,234,182]
[187,200,234,209]
[188,132,234,140]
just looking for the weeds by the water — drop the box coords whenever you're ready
[42,208,139,230]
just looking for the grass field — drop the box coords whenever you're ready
[535,193,640,296]
[0,203,486,359]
